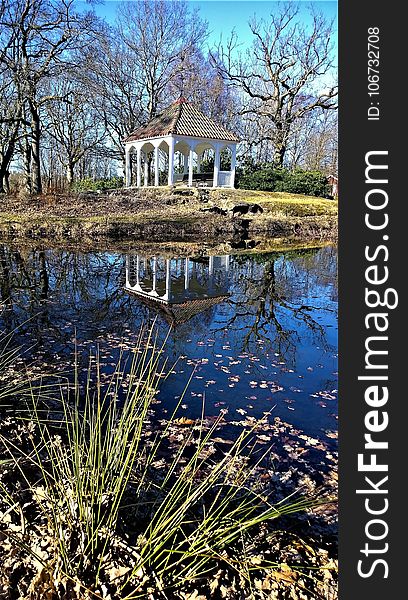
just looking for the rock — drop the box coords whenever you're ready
[200,206,228,216]
[230,203,263,216]
[197,189,210,203]
[172,189,195,197]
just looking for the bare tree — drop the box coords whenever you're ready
[0,1,26,192]
[0,0,98,194]
[168,48,239,129]
[45,80,105,185]
[0,72,26,193]
[211,2,337,167]
[80,27,146,168]
[117,0,208,119]
[286,109,338,173]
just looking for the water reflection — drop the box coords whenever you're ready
[125,255,230,324]
[0,244,338,440]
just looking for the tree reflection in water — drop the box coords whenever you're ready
[0,244,337,437]
[221,247,337,362]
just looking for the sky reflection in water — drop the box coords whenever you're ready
[0,244,338,443]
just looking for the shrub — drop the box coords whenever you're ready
[72,176,124,192]
[236,165,331,198]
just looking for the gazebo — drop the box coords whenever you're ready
[123,98,239,189]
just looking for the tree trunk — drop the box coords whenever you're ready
[0,122,19,193]
[0,246,11,304]
[4,171,10,193]
[29,103,42,195]
[23,134,32,195]
[272,140,286,168]
[0,167,7,194]
[272,123,289,168]
[66,162,75,186]
[39,251,49,301]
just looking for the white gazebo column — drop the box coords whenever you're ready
[125,255,130,286]
[125,147,131,187]
[154,145,160,187]
[188,146,194,187]
[224,255,230,272]
[208,255,214,292]
[230,145,237,189]
[136,255,140,288]
[143,152,149,187]
[168,137,175,186]
[163,259,171,301]
[136,146,142,188]
[209,255,214,276]
[184,257,190,290]
[151,257,158,296]
[213,145,220,187]
[196,153,201,174]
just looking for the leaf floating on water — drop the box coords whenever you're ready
[211,437,234,445]
[173,417,195,426]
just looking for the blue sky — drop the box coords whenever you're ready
[78,1,337,60]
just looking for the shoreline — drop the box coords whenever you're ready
[0,187,338,245]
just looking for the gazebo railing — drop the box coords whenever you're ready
[218,171,231,187]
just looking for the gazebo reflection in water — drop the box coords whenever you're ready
[124,255,230,324]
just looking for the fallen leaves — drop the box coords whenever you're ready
[173,417,196,426]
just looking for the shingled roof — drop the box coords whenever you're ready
[124,98,239,143]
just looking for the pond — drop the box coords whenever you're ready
[0,243,338,449]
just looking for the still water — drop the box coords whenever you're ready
[0,244,338,444]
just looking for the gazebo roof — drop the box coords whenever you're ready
[126,291,229,325]
[124,98,239,144]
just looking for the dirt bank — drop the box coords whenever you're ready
[0,187,337,244]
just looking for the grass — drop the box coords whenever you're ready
[0,325,330,599]
[210,189,338,216]
[0,187,337,246]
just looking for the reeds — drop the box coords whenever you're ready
[0,325,321,599]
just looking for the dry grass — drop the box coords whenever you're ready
[0,187,337,243]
